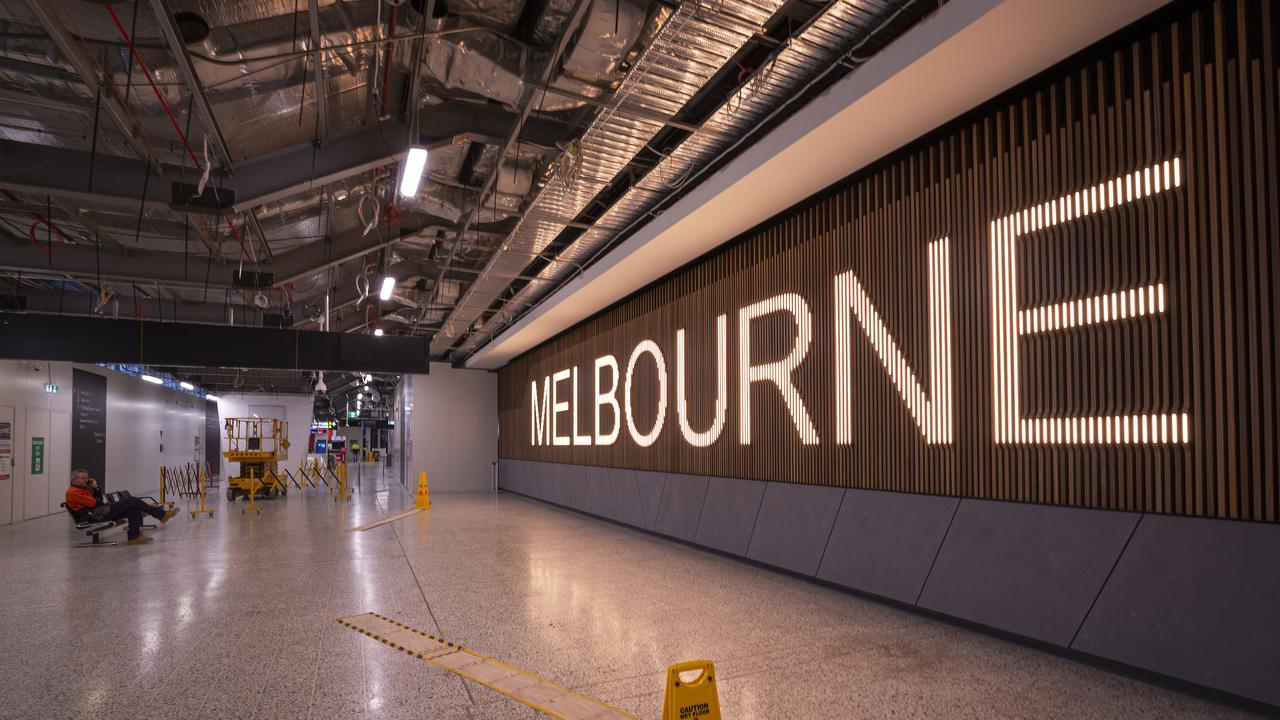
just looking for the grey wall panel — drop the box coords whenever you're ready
[497,459,511,490]
[654,472,708,542]
[635,469,665,531]
[511,459,528,494]
[1073,516,1280,707]
[535,461,553,500]
[746,482,844,576]
[543,462,562,504]
[587,468,614,518]
[512,459,531,495]
[817,489,959,604]
[917,500,1139,646]
[609,468,645,527]
[526,460,544,498]
[694,475,767,556]
[500,459,521,493]
[560,458,581,504]
[566,464,590,511]
[502,459,519,493]
[575,465,594,513]
[505,458,524,494]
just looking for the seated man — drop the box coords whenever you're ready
[65,469,178,546]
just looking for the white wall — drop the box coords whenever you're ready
[405,363,497,492]
[0,361,205,525]
[0,360,72,525]
[104,369,205,500]
[215,393,314,472]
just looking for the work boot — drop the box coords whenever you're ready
[160,507,180,524]
[127,535,154,546]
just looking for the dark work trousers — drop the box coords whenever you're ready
[103,497,164,540]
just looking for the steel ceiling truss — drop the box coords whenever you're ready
[0,0,922,365]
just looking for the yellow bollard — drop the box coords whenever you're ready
[662,660,720,720]
[242,467,260,515]
[191,465,214,519]
[415,471,431,510]
[334,462,352,502]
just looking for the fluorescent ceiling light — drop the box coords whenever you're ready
[398,147,428,198]
[357,393,362,399]
[205,394,219,401]
[179,381,195,390]
[141,374,163,385]
[364,373,372,382]
[374,328,384,336]
[379,276,396,301]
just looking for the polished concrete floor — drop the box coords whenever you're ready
[0,465,1255,719]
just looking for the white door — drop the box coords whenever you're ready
[24,407,50,520]
[0,405,14,525]
[48,412,71,515]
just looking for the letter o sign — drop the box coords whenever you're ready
[625,339,667,447]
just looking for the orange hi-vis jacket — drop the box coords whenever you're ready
[65,486,98,513]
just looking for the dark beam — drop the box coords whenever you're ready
[0,312,430,373]
[0,140,170,208]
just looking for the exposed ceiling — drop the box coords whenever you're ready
[464,0,1175,368]
[0,0,931,369]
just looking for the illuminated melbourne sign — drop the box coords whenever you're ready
[502,0,1280,524]
[528,159,1188,450]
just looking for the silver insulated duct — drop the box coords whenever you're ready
[430,0,788,353]
[453,0,913,357]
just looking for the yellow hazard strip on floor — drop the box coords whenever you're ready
[347,508,424,532]
[338,612,635,720]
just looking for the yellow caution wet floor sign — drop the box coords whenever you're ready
[662,660,720,720]
[416,471,431,509]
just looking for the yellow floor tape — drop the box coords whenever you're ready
[339,612,635,720]
[347,508,424,532]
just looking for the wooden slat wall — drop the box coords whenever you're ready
[497,0,1280,523]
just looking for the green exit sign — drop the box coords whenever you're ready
[43,383,58,394]
[347,411,357,418]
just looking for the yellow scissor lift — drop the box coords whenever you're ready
[224,417,291,502]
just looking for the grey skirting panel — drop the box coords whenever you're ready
[498,459,1280,709]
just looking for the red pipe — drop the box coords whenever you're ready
[106,5,200,169]
[27,217,68,255]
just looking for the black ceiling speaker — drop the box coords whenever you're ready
[232,270,275,289]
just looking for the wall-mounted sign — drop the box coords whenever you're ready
[524,160,1189,453]
[500,0,1280,524]
[71,369,107,491]
[43,383,58,394]
[30,436,44,475]
[0,421,12,483]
